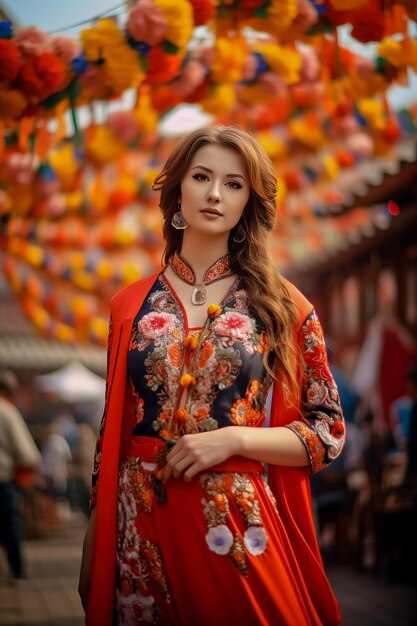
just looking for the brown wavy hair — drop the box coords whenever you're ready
[153,125,301,401]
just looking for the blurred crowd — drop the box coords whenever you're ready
[0,369,96,581]
[0,307,416,584]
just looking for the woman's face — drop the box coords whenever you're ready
[179,143,250,238]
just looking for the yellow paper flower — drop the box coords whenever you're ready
[321,154,340,181]
[357,98,386,130]
[89,316,108,341]
[96,258,114,280]
[86,126,124,166]
[72,271,96,291]
[54,322,76,343]
[211,37,246,84]
[201,84,236,116]
[81,19,143,94]
[121,262,141,284]
[49,144,78,190]
[257,132,287,160]
[132,91,158,133]
[31,306,50,331]
[154,0,194,48]
[25,244,44,267]
[248,0,297,36]
[65,191,83,211]
[276,176,287,204]
[289,119,326,149]
[378,37,417,71]
[253,44,301,84]
[238,84,272,106]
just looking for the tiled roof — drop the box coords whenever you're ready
[0,334,106,372]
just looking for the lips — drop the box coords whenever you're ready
[200,208,223,216]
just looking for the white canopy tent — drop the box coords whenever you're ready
[35,360,106,403]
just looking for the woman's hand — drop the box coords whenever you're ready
[163,427,239,482]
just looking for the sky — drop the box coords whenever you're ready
[2,0,416,111]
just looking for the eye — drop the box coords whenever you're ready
[192,173,209,182]
[226,181,242,189]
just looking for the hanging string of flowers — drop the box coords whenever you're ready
[0,0,416,126]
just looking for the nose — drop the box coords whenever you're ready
[207,182,221,203]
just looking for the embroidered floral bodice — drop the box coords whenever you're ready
[90,273,345,509]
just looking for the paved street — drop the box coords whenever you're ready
[0,515,416,626]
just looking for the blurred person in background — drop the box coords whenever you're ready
[0,369,41,581]
[71,420,96,516]
[404,363,417,485]
[41,420,72,523]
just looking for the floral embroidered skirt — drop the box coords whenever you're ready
[115,437,339,626]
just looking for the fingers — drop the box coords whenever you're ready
[163,436,200,482]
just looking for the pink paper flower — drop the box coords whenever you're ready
[173,60,206,97]
[346,132,374,157]
[195,45,214,68]
[7,153,38,185]
[354,58,376,79]
[15,26,54,56]
[242,53,258,81]
[44,193,66,217]
[53,36,82,64]
[127,0,167,46]
[298,44,320,82]
[292,0,319,33]
[259,72,286,97]
[0,190,7,215]
[213,312,253,342]
[107,110,139,144]
[138,312,176,339]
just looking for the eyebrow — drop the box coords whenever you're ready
[191,165,246,180]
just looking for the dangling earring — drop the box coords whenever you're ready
[171,204,189,230]
[233,223,246,243]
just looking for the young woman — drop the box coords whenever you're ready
[79,126,345,626]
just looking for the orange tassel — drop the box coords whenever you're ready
[174,408,188,424]
[180,374,196,387]
[207,304,222,318]
[183,335,198,350]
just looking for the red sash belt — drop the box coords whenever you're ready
[125,435,264,474]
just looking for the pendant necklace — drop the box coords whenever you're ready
[168,251,232,306]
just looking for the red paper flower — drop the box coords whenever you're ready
[16,52,67,101]
[326,0,385,43]
[188,0,217,26]
[145,46,182,84]
[0,39,22,84]
[240,0,266,15]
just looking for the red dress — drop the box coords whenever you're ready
[87,271,345,626]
